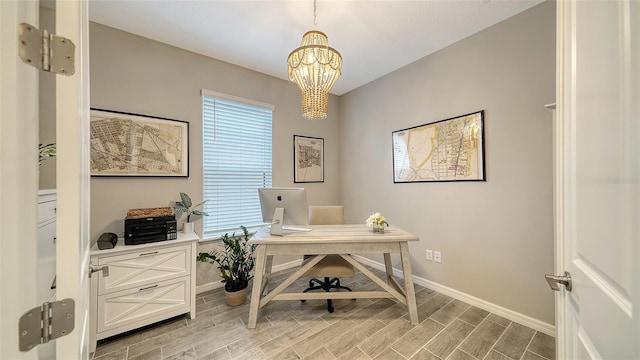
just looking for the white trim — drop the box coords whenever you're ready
[352,255,556,337]
[200,89,275,111]
[196,259,301,294]
[553,1,566,357]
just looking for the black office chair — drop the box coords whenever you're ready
[301,206,355,313]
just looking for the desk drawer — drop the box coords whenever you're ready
[98,244,190,295]
[97,276,190,334]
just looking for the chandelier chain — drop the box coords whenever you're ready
[313,0,317,27]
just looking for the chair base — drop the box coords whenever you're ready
[302,277,353,313]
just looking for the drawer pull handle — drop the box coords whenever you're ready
[139,251,158,257]
[89,263,109,278]
[139,284,158,292]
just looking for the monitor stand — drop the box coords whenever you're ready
[270,207,284,236]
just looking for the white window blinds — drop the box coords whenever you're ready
[202,91,273,239]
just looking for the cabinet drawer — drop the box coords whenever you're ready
[37,221,56,304]
[98,244,191,295]
[38,199,56,224]
[97,276,190,334]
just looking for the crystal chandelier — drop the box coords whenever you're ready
[287,0,342,120]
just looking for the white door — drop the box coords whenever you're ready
[0,1,91,359]
[555,0,639,359]
[0,1,40,359]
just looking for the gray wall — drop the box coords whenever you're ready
[339,2,556,324]
[89,23,342,286]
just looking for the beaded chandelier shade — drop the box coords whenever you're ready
[287,2,342,120]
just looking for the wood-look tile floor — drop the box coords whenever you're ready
[93,266,555,360]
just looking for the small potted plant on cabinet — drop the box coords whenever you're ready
[197,226,256,306]
[173,192,208,234]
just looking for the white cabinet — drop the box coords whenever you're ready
[37,190,57,304]
[90,234,198,350]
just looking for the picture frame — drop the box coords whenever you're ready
[392,110,485,183]
[293,135,324,183]
[90,109,189,177]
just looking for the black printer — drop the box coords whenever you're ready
[124,207,177,245]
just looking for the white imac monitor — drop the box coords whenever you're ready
[258,187,309,235]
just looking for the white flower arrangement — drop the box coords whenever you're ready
[366,212,388,228]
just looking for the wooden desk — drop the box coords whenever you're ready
[247,224,419,328]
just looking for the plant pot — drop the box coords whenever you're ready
[225,287,248,306]
[182,222,195,234]
[372,224,385,234]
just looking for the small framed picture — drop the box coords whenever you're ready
[293,135,324,183]
[90,109,189,177]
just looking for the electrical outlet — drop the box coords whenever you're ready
[426,249,433,261]
[434,251,442,263]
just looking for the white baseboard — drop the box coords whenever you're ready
[351,255,556,337]
[196,255,555,336]
[196,259,302,294]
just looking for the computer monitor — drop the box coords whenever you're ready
[258,188,309,235]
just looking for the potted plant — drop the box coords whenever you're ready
[38,143,56,165]
[173,192,208,234]
[197,226,256,306]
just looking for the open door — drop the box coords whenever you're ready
[1,1,40,358]
[553,0,639,358]
[0,0,91,359]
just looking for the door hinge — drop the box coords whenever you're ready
[18,23,75,75]
[18,299,75,352]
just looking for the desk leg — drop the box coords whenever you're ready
[248,245,267,329]
[262,255,274,296]
[383,253,394,283]
[400,242,419,325]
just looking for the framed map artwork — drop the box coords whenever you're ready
[294,135,324,183]
[392,110,485,183]
[90,109,189,177]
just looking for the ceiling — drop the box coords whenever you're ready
[88,0,544,96]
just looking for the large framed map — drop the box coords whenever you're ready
[90,109,189,177]
[392,111,485,183]
[294,135,324,183]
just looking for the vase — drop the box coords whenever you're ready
[182,222,195,234]
[372,224,385,234]
[225,287,248,306]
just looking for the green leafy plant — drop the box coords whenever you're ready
[38,143,56,165]
[173,192,208,223]
[197,226,256,292]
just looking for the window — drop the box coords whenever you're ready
[202,90,273,239]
